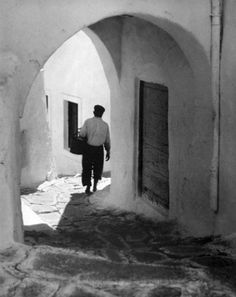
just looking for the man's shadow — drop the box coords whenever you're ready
[24,173,111,250]
[55,184,111,251]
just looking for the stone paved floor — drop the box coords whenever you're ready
[0,175,236,296]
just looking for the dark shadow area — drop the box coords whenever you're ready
[23,183,236,293]
[24,223,53,232]
[191,249,236,290]
[102,171,111,178]
[21,187,38,195]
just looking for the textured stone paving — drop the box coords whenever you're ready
[0,175,236,296]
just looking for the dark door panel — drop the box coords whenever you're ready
[139,81,169,209]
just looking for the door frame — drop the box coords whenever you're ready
[135,79,169,217]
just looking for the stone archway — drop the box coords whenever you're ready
[0,1,213,249]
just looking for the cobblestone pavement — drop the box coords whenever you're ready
[0,175,236,296]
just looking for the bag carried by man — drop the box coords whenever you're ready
[70,131,87,155]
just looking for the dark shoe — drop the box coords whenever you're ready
[85,186,91,195]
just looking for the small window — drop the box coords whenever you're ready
[68,101,78,148]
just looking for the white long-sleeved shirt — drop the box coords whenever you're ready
[80,117,110,151]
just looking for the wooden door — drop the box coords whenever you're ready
[139,81,169,209]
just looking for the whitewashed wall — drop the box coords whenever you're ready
[20,72,53,187]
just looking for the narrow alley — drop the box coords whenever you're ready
[0,175,235,296]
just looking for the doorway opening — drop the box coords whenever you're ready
[138,81,169,210]
[68,101,78,149]
[64,98,82,150]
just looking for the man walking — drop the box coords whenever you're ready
[80,105,110,195]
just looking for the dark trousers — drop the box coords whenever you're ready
[82,145,104,186]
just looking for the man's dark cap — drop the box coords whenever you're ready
[94,105,105,113]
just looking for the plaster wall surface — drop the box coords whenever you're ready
[90,17,123,78]
[217,0,236,235]
[0,53,23,248]
[20,72,53,188]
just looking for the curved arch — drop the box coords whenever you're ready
[16,1,211,116]
[17,6,214,238]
